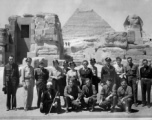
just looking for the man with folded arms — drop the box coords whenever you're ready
[99,79,117,112]
[117,80,133,113]
[82,78,97,112]
[140,59,152,108]
[64,78,82,113]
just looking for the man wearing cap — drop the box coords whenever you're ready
[124,57,139,107]
[35,61,49,108]
[101,57,117,85]
[64,78,82,113]
[22,57,35,111]
[40,82,61,114]
[81,78,97,112]
[3,55,19,111]
[140,59,152,108]
[99,79,117,112]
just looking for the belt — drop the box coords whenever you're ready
[141,78,151,81]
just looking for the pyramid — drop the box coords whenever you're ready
[62,3,114,40]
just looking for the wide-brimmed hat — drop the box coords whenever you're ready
[26,57,32,62]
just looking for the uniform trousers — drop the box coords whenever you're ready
[83,97,97,109]
[24,79,34,109]
[141,80,151,104]
[6,81,17,109]
[127,76,138,103]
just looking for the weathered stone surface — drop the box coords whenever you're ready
[145,47,152,56]
[128,44,149,49]
[127,30,135,44]
[23,14,34,17]
[126,49,146,55]
[103,32,128,49]
[95,47,126,63]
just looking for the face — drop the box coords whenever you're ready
[127,58,132,65]
[106,80,112,86]
[86,79,91,86]
[69,81,74,87]
[53,62,59,68]
[47,84,52,90]
[70,64,75,69]
[121,81,127,88]
[116,59,121,65]
[83,61,88,68]
[106,61,111,66]
[143,60,148,67]
[39,64,44,69]
[90,61,95,66]
[63,63,68,68]
[26,61,31,66]
[9,56,14,64]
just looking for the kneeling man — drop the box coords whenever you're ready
[64,78,82,113]
[117,80,133,113]
[82,78,97,112]
[99,79,117,112]
[40,82,61,114]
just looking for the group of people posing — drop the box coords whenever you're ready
[3,55,152,114]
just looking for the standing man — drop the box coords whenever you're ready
[82,78,97,112]
[101,57,116,85]
[99,79,117,112]
[124,57,139,107]
[35,61,49,108]
[117,80,133,113]
[3,55,19,111]
[140,59,152,108]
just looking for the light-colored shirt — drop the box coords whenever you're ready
[113,63,124,75]
[49,66,63,81]
[66,69,78,85]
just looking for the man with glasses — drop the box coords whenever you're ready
[3,55,19,111]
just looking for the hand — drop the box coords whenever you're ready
[23,84,27,90]
[53,102,57,107]
[100,83,104,86]
[121,98,124,103]
[105,97,110,101]
[69,95,74,100]
[136,80,139,84]
[3,85,6,88]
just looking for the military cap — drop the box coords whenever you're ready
[69,61,76,67]
[105,57,111,62]
[26,57,32,62]
[90,58,96,63]
[39,61,44,65]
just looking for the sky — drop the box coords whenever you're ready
[0,0,152,34]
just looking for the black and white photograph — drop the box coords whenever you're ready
[0,0,152,119]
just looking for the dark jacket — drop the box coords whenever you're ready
[82,84,97,98]
[3,63,19,86]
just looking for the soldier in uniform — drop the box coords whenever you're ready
[40,82,61,114]
[21,57,35,111]
[100,57,116,85]
[117,80,133,113]
[124,57,139,107]
[81,78,97,112]
[140,59,152,108]
[99,79,117,112]
[3,55,19,111]
[35,61,49,108]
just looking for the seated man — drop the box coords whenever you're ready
[99,79,117,112]
[40,82,61,114]
[82,78,97,112]
[117,79,133,113]
[64,78,82,113]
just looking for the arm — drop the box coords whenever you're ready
[34,69,38,81]
[66,72,69,86]
[100,67,103,83]
[90,85,97,98]
[100,87,105,100]
[136,66,139,80]
[3,67,6,86]
[78,69,82,85]
[46,69,49,81]
[16,65,20,86]
[32,68,35,87]
[122,87,133,100]
[64,86,71,97]
[77,86,83,99]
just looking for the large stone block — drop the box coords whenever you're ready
[127,30,135,44]
[145,47,152,56]
[126,49,145,55]
[103,32,128,49]
[27,52,37,58]
[128,44,149,49]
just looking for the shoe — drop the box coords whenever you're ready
[89,108,94,112]
[6,108,9,111]
[126,110,131,114]
[24,108,28,111]
[65,109,69,113]
[147,104,151,108]
[142,104,146,107]
[134,103,138,107]
[13,107,17,111]
[28,107,33,110]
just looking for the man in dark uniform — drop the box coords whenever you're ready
[64,78,82,113]
[140,59,152,108]
[35,61,49,108]
[99,79,117,112]
[3,55,19,111]
[78,60,93,88]
[101,57,116,85]
[117,80,133,113]
[40,82,61,114]
[124,57,139,107]
[82,78,97,112]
